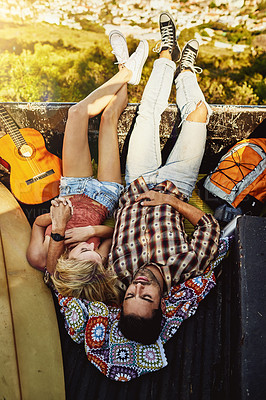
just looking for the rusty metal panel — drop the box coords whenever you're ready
[0,102,265,218]
[0,102,265,167]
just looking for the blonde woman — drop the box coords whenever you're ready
[27,34,149,306]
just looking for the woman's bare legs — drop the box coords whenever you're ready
[62,67,132,177]
[97,81,128,184]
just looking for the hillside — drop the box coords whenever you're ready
[0,17,265,105]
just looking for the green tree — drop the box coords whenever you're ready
[229,81,259,104]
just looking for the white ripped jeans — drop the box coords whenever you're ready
[125,57,212,199]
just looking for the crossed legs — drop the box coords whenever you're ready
[62,67,131,180]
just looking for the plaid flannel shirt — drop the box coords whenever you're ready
[108,177,220,293]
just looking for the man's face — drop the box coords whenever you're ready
[122,267,163,319]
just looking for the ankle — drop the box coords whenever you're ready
[179,68,194,75]
[159,49,172,60]
[120,66,132,82]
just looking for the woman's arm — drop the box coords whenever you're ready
[26,213,51,271]
[97,238,113,264]
[64,225,114,246]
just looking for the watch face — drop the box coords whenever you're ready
[51,233,65,241]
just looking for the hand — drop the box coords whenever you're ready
[50,197,73,233]
[64,226,95,246]
[137,190,173,207]
[51,196,74,213]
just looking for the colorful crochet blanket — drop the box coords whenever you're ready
[57,237,231,382]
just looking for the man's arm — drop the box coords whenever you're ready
[137,190,220,278]
[46,198,73,274]
[26,213,51,271]
[46,237,65,275]
[137,190,205,226]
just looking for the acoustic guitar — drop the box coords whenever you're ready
[0,105,62,204]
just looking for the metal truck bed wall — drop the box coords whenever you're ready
[0,103,265,399]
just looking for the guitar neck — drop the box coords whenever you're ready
[0,106,27,148]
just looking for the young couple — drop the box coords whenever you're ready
[27,12,220,345]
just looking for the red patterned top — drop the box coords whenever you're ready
[45,194,108,249]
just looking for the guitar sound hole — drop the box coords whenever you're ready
[18,144,34,158]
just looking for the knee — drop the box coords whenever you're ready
[68,103,88,121]
[186,101,208,123]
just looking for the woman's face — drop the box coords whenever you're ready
[68,242,102,263]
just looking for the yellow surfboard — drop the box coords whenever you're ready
[0,183,65,399]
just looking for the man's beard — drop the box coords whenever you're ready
[132,266,162,292]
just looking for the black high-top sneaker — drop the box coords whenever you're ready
[175,39,202,79]
[153,12,181,62]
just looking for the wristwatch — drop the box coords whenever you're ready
[51,232,65,242]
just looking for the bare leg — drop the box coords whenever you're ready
[160,49,172,60]
[62,67,132,177]
[186,97,208,123]
[97,83,128,184]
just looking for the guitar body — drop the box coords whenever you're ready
[0,127,62,204]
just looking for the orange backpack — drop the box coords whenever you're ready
[203,138,266,213]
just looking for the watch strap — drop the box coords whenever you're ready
[51,232,65,242]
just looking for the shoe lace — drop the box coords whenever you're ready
[161,24,174,48]
[181,48,202,74]
[153,24,175,54]
[152,41,161,53]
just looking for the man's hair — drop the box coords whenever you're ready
[51,253,121,306]
[118,306,163,345]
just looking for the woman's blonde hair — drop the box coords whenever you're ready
[51,254,121,306]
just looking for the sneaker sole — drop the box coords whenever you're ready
[108,30,129,62]
[132,40,149,85]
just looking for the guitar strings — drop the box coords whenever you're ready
[2,113,44,176]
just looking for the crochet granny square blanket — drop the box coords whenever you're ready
[57,237,231,382]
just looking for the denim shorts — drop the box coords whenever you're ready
[59,176,124,215]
